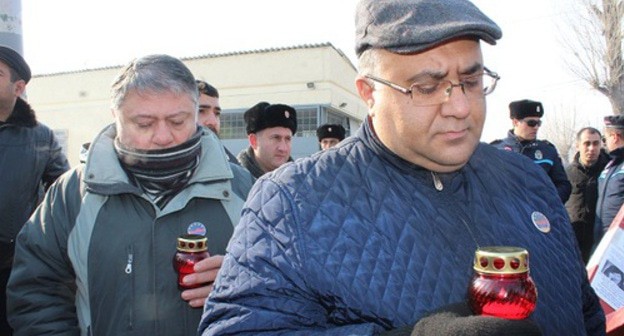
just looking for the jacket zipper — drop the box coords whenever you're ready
[126,245,134,330]
[431,171,443,191]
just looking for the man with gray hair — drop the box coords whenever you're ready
[199,0,605,334]
[7,54,254,335]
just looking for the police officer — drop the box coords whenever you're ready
[316,124,346,150]
[237,102,297,178]
[491,99,571,203]
[594,115,624,250]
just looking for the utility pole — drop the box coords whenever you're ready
[0,0,22,55]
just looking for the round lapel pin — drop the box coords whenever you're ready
[531,211,550,233]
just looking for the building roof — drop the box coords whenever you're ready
[33,42,355,78]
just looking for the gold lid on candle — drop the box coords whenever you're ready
[473,246,529,275]
[176,234,208,253]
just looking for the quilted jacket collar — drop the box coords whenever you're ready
[360,116,464,189]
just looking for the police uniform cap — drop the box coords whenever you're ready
[244,101,297,135]
[316,124,346,142]
[355,0,502,57]
[604,115,624,129]
[509,99,543,119]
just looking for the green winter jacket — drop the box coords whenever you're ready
[7,124,254,336]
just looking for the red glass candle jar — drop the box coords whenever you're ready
[172,234,210,289]
[468,246,537,320]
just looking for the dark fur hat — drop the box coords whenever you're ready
[244,102,297,135]
[316,124,346,141]
[509,99,543,119]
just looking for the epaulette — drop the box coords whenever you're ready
[539,139,555,147]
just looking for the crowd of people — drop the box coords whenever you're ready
[0,0,618,335]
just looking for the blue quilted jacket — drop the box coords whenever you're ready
[200,120,605,335]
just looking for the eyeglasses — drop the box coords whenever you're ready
[365,67,500,106]
[522,119,542,128]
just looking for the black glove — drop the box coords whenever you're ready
[379,325,414,336]
[410,302,542,336]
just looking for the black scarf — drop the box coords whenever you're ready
[115,128,202,208]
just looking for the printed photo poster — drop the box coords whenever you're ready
[590,228,624,309]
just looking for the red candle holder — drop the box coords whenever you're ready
[172,234,210,289]
[468,246,537,320]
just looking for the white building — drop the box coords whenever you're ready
[26,43,367,167]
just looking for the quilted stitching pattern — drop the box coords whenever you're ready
[200,125,605,335]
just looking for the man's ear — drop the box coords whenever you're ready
[249,133,258,149]
[14,79,26,98]
[355,76,375,110]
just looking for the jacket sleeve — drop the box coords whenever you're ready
[548,146,572,203]
[42,128,70,190]
[198,178,381,335]
[581,275,607,335]
[6,170,81,336]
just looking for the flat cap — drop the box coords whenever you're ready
[244,102,297,135]
[604,115,624,129]
[509,99,544,119]
[0,45,31,83]
[316,124,346,141]
[355,0,502,57]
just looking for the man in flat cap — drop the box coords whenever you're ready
[491,99,571,203]
[316,123,346,150]
[236,101,297,178]
[594,115,624,250]
[0,46,70,335]
[200,0,604,335]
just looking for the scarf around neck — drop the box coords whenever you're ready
[114,127,202,208]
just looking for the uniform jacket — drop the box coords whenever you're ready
[0,97,69,269]
[237,146,265,178]
[237,146,293,179]
[199,119,605,336]
[595,146,624,248]
[491,130,571,203]
[7,124,254,336]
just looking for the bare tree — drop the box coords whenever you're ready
[559,0,624,115]
[541,103,581,164]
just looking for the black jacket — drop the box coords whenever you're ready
[565,150,610,262]
[566,150,610,223]
[0,98,69,269]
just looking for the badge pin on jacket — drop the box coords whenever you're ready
[531,211,550,233]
